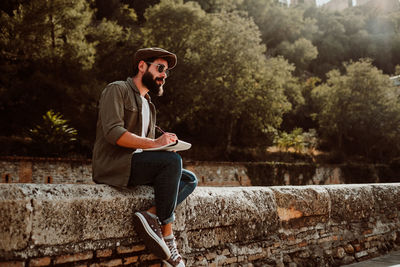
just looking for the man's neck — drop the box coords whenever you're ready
[132,76,149,97]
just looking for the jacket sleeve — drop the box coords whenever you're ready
[98,84,128,144]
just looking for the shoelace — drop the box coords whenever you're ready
[165,237,181,261]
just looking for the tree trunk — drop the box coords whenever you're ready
[225,119,234,157]
[49,0,56,50]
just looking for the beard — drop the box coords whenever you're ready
[142,70,164,96]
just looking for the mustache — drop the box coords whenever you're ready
[155,77,164,82]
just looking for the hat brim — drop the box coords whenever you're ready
[134,48,177,70]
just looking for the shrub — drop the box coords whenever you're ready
[273,128,318,153]
[28,110,77,156]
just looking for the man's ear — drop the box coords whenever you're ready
[138,60,147,73]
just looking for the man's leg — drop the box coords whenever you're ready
[155,169,198,234]
[146,168,197,235]
[129,151,182,260]
[177,169,198,205]
[161,169,196,267]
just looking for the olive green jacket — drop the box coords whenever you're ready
[92,77,156,187]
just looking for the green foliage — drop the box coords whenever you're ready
[140,0,292,151]
[95,0,138,26]
[395,65,400,75]
[280,77,321,132]
[305,5,400,76]
[28,110,78,156]
[186,0,242,13]
[273,128,318,153]
[277,38,318,73]
[313,59,400,159]
[239,1,311,50]
[1,0,400,162]
[0,0,98,138]
[88,16,140,82]
[4,0,96,68]
[123,0,161,23]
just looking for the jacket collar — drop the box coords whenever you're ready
[126,77,152,102]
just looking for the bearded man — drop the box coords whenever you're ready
[92,48,197,267]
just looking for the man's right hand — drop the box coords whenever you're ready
[154,132,178,147]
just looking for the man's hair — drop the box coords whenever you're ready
[133,57,157,76]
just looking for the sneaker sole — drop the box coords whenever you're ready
[163,260,185,267]
[133,212,171,259]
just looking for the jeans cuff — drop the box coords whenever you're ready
[160,213,175,225]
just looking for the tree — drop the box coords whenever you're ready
[305,8,349,78]
[304,5,400,78]
[94,0,138,26]
[88,9,141,83]
[3,0,96,68]
[276,37,318,75]
[127,0,161,23]
[280,77,321,132]
[140,0,293,154]
[186,0,242,13]
[0,0,97,149]
[313,59,400,160]
[238,1,317,54]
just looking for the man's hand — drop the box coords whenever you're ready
[155,132,178,147]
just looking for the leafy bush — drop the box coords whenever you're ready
[273,128,318,153]
[28,110,78,156]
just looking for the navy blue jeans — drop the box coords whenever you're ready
[129,151,198,225]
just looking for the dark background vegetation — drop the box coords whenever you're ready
[1,0,400,163]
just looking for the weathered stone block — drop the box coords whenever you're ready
[185,162,251,186]
[18,161,32,183]
[174,187,243,231]
[0,185,32,251]
[34,184,153,245]
[54,251,93,264]
[324,184,375,223]
[1,184,155,247]
[175,186,278,244]
[29,256,51,266]
[371,184,400,222]
[238,187,279,239]
[271,186,329,227]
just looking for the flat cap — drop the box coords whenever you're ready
[134,47,177,70]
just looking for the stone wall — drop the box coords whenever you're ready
[1,183,400,266]
[0,157,93,184]
[2,157,399,186]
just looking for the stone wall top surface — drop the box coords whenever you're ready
[1,183,400,256]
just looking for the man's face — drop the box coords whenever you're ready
[141,58,169,96]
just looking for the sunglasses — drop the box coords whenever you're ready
[146,62,170,76]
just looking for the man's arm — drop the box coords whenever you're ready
[116,131,177,149]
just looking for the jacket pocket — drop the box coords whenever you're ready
[124,105,140,135]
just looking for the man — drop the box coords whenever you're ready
[92,47,197,267]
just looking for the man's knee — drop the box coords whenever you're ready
[189,171,198,187]
[166,152,182,167]
[161,152,182,180]
[183,169,198,188]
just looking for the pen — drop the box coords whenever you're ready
[155,125,165,134]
